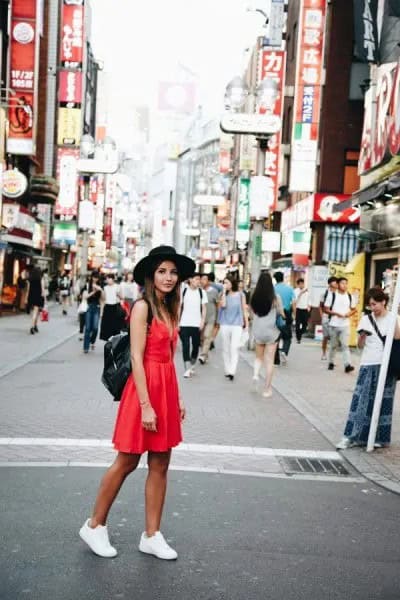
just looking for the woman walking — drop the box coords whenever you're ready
[79,246,194,560]
[26,265,45,335]
[337,287,400,449]
[250,272,285,398]
[83,271,103,353]
[218,276,248,381]
[99,274,123,341]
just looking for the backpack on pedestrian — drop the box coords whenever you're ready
[101,299,153,401]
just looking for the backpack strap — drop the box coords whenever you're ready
[367,313,385,344]
[347,292,352,307]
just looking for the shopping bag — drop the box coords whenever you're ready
[41,307,49,322]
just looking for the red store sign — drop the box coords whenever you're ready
[359,59,400,175]
[59,70,83,106]
[7,0,39,156]
[281,194,359,232]
[259,49,286,212]
[60,0,85,69]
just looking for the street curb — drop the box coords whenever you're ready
[0,328,78,380]
[240,350,400,496]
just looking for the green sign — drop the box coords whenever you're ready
[237,178,250,230]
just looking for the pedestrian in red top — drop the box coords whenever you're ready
[79,246,195,561]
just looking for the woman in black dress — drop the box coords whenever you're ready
[27,265,44,334]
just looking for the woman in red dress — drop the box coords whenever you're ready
[79,246,195,560]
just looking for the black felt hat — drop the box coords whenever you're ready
[133,245,195,286]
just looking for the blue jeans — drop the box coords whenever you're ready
[83,304,100,351]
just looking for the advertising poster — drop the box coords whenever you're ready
[60,0,85,69]
[55,147,79,216]
[329,253,365,346]
[57,107,82,146]
[7,0,39,155]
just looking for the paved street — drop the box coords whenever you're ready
[0,310,400,598]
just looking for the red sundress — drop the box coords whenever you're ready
[112,318,182,454]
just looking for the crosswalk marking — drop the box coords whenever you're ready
[0,438,340,460]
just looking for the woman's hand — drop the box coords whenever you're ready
[179,401,186,422]
[141,403,157,432]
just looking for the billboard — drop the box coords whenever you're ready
[57,107,82,146]
[259,49,286,212]
[60,0,85,69]
[289,0,328,192]
[55,148,79,217]
[58,70,83,106]
[7,0,39,155]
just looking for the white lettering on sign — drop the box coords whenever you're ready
[358,59,400,174]
[362,0,377,62]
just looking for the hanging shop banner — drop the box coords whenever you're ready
[289,0,327,193]
[2,203,35,245]
[259,49,286,211]
[236,178,250,244]
[55,147,79,217]
[313,193,360,223]
[104,207,113,250]
[358,60,400,176]
[58,70,83,107]
[7,0,39,155]
[60,0,85,69]
[57,107,82,146]
[264,0,285,48]
[52,221,77,246]
[353,0,379,63]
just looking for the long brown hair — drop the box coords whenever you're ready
[143,258,180,325]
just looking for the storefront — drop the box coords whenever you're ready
[355,58,400,293]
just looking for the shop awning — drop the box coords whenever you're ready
[351,181,386,207]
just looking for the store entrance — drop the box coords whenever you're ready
[371,253,399,290]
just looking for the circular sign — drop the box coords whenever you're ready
[2,169,28,199]
[13,22,35,44]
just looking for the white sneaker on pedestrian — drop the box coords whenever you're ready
[139,531,177,560]
[183,368,192,378]
[262,389,273,398]
[190,365,196,376]
[336,437,355,450]
[79,519,117,558]
[280,351,287,365]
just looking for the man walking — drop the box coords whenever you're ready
[324,276,357,373]
[319,276,338,360]
[199,273,220,364]
[274,271,295,364]
[294,278,310,343]
[179,273,208,378]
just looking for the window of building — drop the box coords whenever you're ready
[343,150,360,194]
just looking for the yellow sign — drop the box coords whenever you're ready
[57,108,82,146]
[329,253,365,346]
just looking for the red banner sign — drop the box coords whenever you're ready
[7,0,39,155]
[104,207,113,250]
[60,0,85,69]
[259,49,286,212]
[289,0,327,192]
[59,70,83,106]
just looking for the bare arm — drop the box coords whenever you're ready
[130,301,157,431]
[394,316,400,340]
[219,292,227,308]
[241,293,249,328]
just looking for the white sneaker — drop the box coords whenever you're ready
[190,365,196,376]
[262,389,273,398]
[336,437,355,450]
[280,351,287,365]
[183,368,192,378]
[79,519,117,558]
[139,531,178,560]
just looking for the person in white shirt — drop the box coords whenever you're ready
[119,272,138,308]
[100,274,123,341]
[294,278,310,343]
[319,276,338,360]
[324,276,357,372]
[179,273,207,378]
[337,286,400,449]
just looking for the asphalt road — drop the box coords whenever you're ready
[1,467,399,600]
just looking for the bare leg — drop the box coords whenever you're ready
[264,342,278,393]
[322,336,328,356]
[254,343,265,378]
[145,450,171,536]
[32,306,40,327]
[90,452,141,527]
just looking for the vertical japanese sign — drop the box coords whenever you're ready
[289,0,327,193]
[55,148,79,217]
[236,178,250,244]
[104,207,113,250]
[7,0,39,155]
[57,0,84,148]
[259,49,286,212]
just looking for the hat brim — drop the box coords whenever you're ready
[133,253,195,286]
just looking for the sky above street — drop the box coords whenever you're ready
[90,0,267,145]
